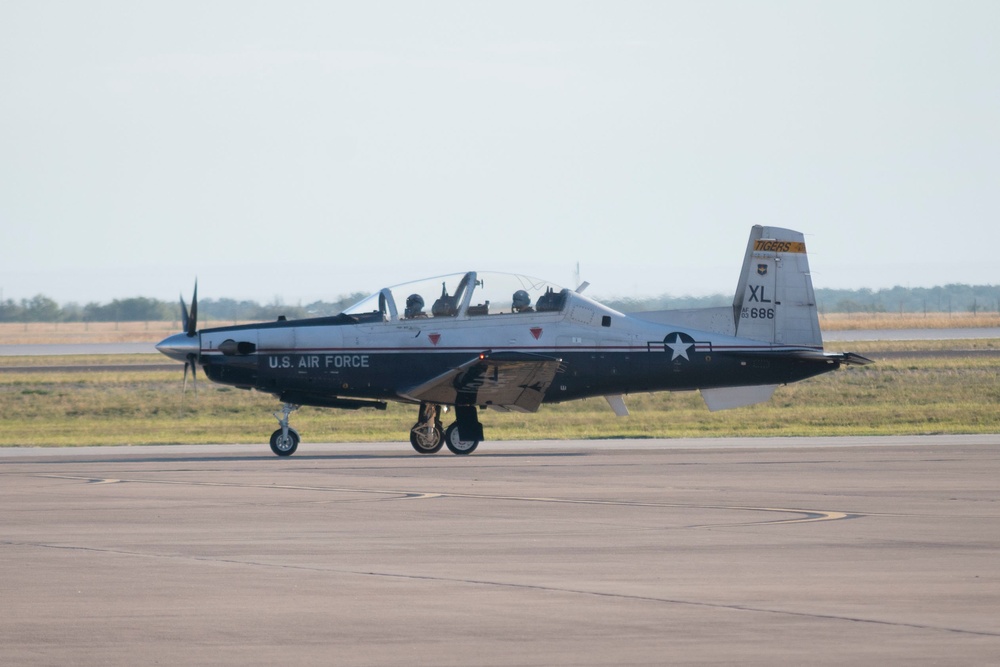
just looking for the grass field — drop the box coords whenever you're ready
[819,311,1000,330]
[1,339,998,447]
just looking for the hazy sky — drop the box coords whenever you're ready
[2,1,998,305]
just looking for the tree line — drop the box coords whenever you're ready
[0,294,367,324]
[1,285,998,323]
[602,284,1000,316]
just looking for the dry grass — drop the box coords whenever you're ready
[837,338,1000,354]
[0,318,248,345]
[2,344,998,446]
[0,321,182,345]
[819,311,1000,330]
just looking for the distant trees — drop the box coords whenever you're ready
[1,286,997,323]
[0,292,372,323]
[1,295,66,322]
[198,293,367,323]
[82,297,175,322]
[814,284,1000,316]
[568,285,1000,316]
[0,296,177,322]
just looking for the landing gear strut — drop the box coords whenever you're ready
[270,403,300,457]
[409,403,482,455]
[410,403,444,454]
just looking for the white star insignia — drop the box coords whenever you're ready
[666,334,693,361]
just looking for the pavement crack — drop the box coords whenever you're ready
[5,538,995,639]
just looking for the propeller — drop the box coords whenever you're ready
[181,281,198,337]
[156,281,201,394]
[182,351,197,395]
[181,282,198,393]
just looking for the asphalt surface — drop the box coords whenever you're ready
[2,436,999,666]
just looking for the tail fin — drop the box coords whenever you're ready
[732,226,822,347]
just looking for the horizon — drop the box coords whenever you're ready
[4,278,999,310]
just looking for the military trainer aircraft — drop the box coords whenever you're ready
[157,225,871,456]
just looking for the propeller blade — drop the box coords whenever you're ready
[187,281,198,337]
[182,355,198,395]
[180,294,190,334]
[187,353,198,394]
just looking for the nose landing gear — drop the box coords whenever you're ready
[270,403,300,456]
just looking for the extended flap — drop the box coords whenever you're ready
[400,351,562,413]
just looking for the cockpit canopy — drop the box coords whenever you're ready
[342,271,570,322]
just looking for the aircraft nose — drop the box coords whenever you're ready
[156,332,200,363]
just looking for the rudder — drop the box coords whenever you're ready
[732,226,822,347]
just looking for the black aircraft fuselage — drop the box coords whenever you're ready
[197,306,837,406]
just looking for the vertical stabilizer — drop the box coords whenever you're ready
[732,226,822,346]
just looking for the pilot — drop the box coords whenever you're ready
[405,294,427,318]
[512,290,534,313]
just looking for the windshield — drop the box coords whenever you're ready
[342,271,568,321]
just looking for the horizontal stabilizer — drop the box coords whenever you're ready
[701,384,778,412]
[826,351,874,366]
[714,348,874,367]
[783,349,875,366]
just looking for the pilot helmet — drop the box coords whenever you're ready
[405,294,424,315]
[512,290,531,310]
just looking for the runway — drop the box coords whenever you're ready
[3,436,999,665]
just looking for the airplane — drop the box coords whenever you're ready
[156,225,871,457]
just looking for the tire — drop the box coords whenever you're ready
[270,428,300,457]
[410,422,444,454]
[444,423,479,455]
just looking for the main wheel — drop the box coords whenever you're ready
[270,428,300,457]
[444,423,479,455]
[409,422,444,454]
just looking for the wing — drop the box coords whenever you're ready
[399,351,563,413]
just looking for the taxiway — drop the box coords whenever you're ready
[2,436,999,665]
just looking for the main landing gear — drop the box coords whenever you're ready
[444,422,479,455]
[410,403,481,455]
[410,403,445,453]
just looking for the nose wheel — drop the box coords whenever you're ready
[270,403,301,456]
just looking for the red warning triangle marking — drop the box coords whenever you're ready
[428,333,441,346]
[530,327,543,340]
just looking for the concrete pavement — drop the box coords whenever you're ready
[2,436,999,665]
